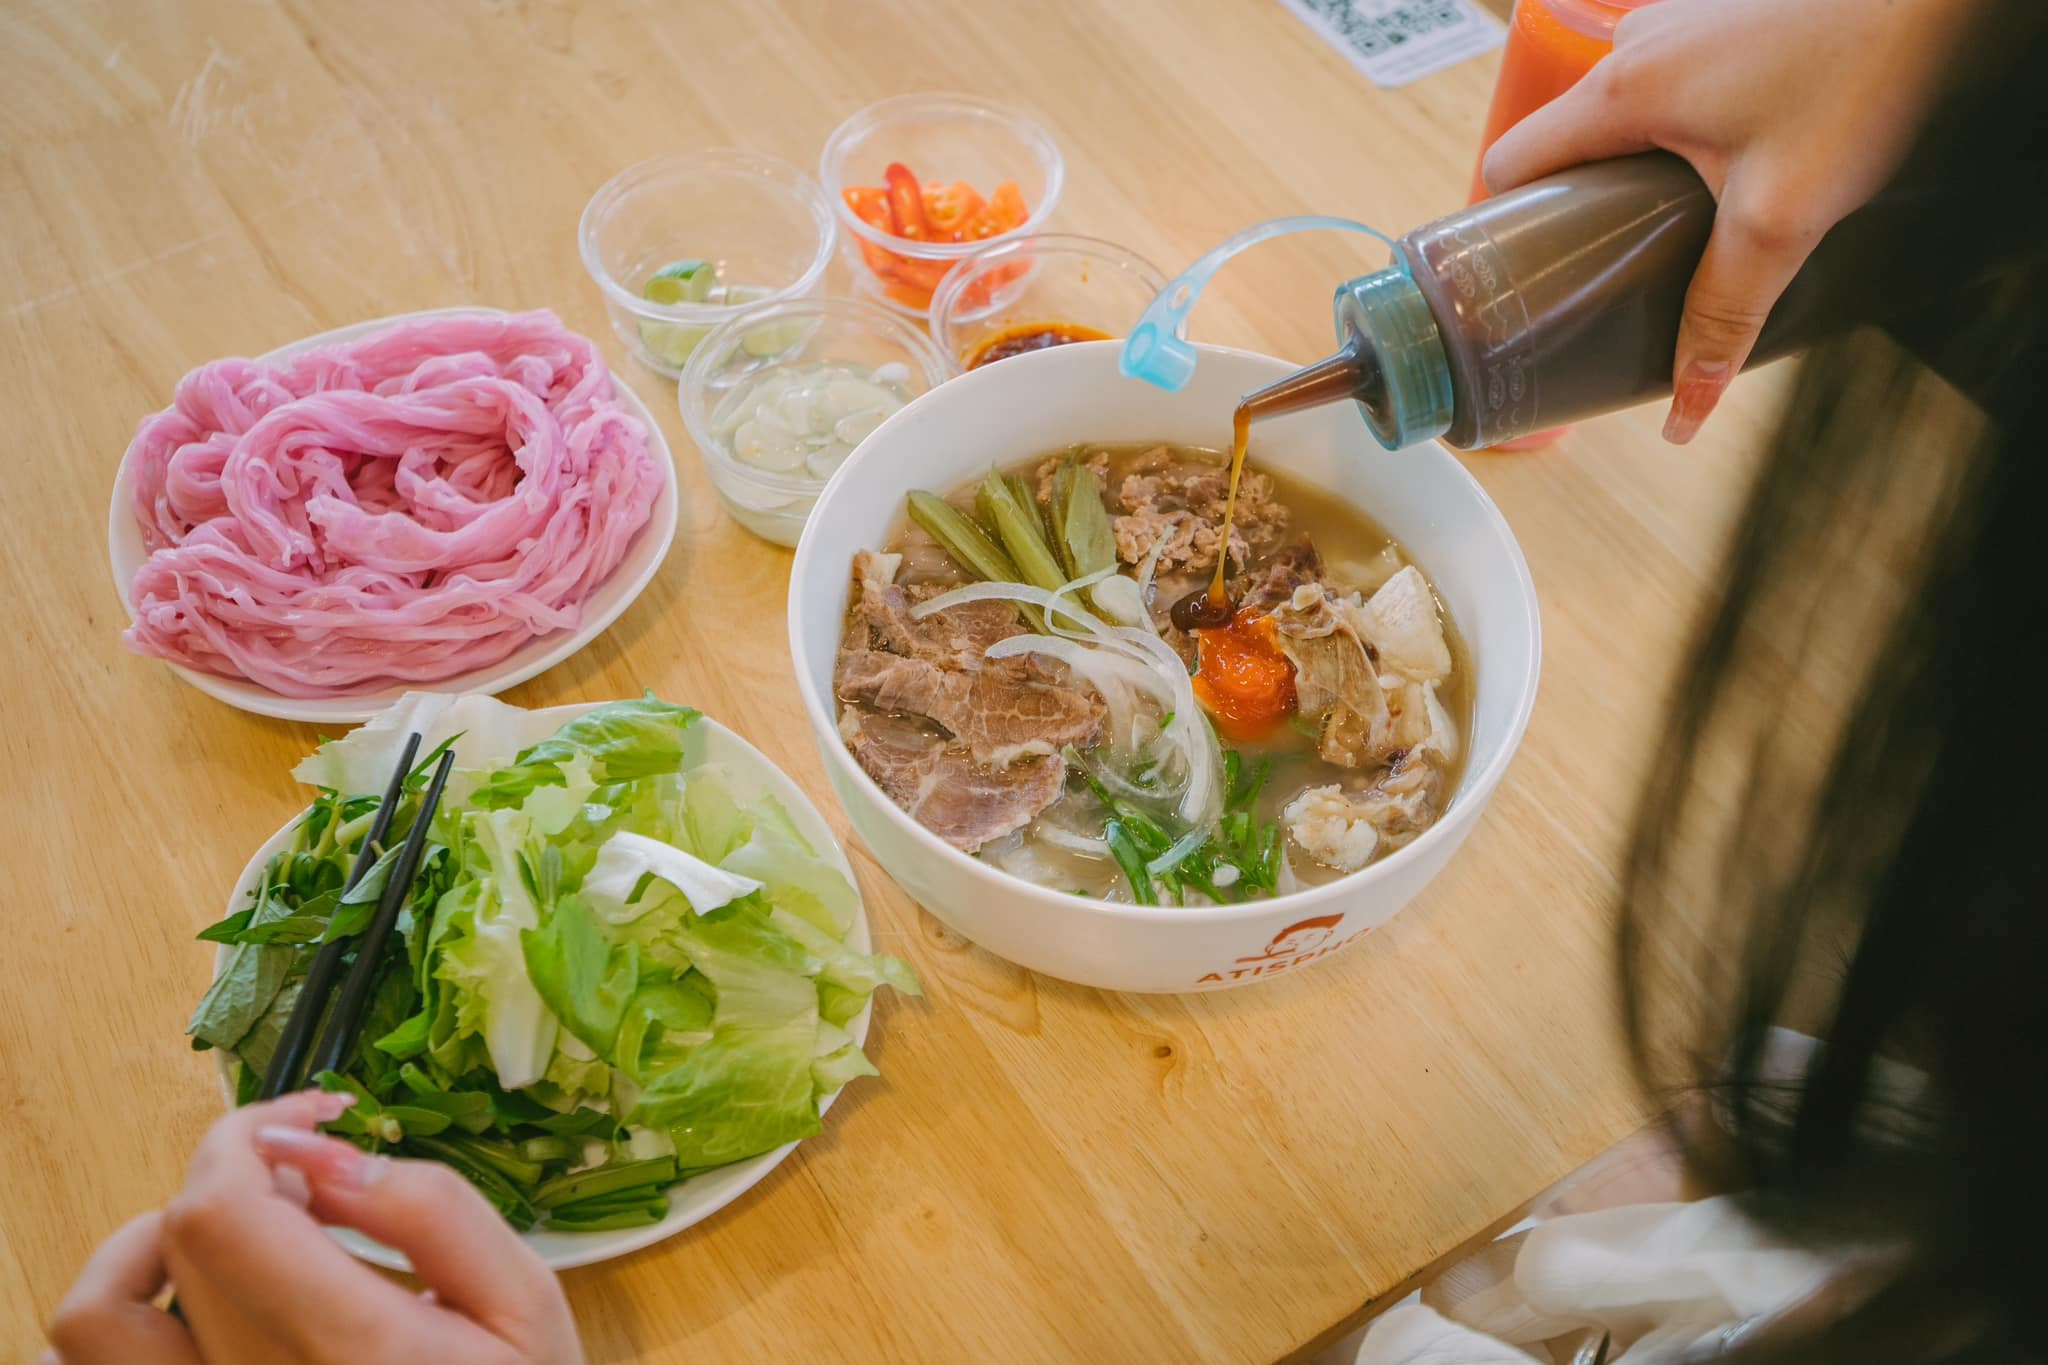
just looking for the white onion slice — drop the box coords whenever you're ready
[1087,757,1171,805]
[1133,534,1168,616]
[1033,822,1110,855]
[1091,574,1147,628]
[912,580,1108,640]
[1105,622,1222,827]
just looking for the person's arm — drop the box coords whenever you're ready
[42,1090,583,1365]
[1482,0,1981,444]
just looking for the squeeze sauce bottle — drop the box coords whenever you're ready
[1468,0,1665,448]
[1155,153,1980,451]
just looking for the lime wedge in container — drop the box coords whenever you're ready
[727,284,812,358]
[638,260,718,367]
[645,259,716,303]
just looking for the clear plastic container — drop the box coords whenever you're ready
[680,297,950,546]
[819,92,1065,319]
[929,234,1167,376]
[578,150,836,378]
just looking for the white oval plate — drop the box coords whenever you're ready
[213,705,873,1271]
[109,308,680,725]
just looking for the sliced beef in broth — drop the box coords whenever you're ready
[839,708,1071,853]
[851,550,1023,670]
[837,649,1104,768]
[837,549,1106,851]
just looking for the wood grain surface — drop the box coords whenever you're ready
[0,2,1782,1360]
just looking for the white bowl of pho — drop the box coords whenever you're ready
[788,342,1540,992]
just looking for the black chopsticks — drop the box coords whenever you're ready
[258,733,455,1099]
[170,735,453,1323]
[302,744,454,1080]
[257,733,422,1099]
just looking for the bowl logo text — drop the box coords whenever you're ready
[1195,913,1363,984]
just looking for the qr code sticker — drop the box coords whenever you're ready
[1316,1,1471,54]
[1279,0,1503,87]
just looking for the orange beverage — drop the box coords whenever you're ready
[1469,0,1662,448]
[1470,0,1662,203]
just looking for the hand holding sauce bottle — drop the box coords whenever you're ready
[1469,0,1664,449]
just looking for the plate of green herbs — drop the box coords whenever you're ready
[188,693,919,1269]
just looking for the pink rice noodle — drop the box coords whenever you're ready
[122,310,662,698]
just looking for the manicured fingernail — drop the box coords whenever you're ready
[304,1090,358,1122]
[1664,361,1731,445]
[255,1125,386,1188]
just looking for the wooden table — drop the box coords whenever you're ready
[0,2,1784,1360]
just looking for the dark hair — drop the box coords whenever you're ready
[1618,6,2048,1360]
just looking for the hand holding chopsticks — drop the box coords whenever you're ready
[167,735,457,1326]
[52,1089,584,1363]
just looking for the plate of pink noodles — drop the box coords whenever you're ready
[107,308,678,723]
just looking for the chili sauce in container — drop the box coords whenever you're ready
[929,234,1167,377]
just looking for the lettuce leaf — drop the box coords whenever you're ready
[521,895,639,1057]
[470,699,701,808]
[633,1016,823,1165]
[435,901,557,1091]
[581,831,763,925]
[677,764,754,863]
[721,794,858,937]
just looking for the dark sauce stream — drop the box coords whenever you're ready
[1168,403,1252,632]
[1165,340,1382,632]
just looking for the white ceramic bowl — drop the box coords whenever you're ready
[108,308,680,725]
[788,342,1541,993]
[213,704,875,1271]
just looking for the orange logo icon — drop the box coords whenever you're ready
[1196,913,1363,985]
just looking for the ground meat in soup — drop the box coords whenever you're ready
[1239,540,1328,616]
[1034,448,1110,504]
[845,444,1473,897]
[1109,444,1289,574]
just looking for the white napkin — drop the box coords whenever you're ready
[1354,1196,1858,1364]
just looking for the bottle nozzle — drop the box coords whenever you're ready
[1238,336,1378,425]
